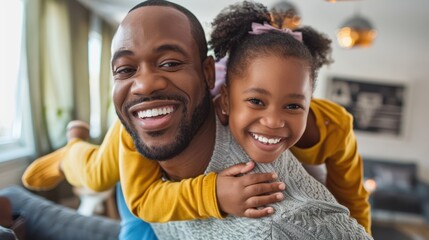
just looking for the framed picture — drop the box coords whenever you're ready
[327,77,406,136]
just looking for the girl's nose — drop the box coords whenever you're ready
[260,111,285,129]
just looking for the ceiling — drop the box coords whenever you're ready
[76,0,429,39]
[77,0,245,26]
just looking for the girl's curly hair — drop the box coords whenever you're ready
[209,1,333,90]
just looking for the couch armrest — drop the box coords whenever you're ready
[417,181,429,199]
[0,186,120,240]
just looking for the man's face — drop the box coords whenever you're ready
[111,6,212,160]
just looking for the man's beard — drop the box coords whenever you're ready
[118,89,212,161]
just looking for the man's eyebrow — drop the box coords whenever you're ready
[111,49,134,64]
[243,87,306,99]
[155,44,188,57]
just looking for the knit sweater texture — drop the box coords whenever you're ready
[151,119,372,240]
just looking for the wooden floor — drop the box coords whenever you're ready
[395,223,429,240]
[372,213,429,240]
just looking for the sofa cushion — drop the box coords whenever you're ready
[0,225,17,240]
[373,165,414,192]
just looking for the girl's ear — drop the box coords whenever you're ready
[220,84,229,115]
[203,56,215,90]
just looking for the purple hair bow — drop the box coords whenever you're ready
[249,22,302,42]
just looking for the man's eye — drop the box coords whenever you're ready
[247,98,264,106]
[160,61,181,68]
[115,67,134,74]
[113,67,136,80]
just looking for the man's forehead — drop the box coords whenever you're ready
[123,6,190,31]
[112,6,193,50]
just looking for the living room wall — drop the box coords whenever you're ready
[299,0,429,182]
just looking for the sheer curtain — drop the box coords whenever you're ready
[25,0,115,155]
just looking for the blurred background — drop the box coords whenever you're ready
[1,0,429,238]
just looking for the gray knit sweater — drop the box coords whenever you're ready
[151,119,372,240]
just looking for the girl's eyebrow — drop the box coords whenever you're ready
[243,87,270,96]
[243,88,306,99]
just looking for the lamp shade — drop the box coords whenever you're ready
[337,15,376,48]
[269,1,301,29]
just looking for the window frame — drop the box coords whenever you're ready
[0,0,35,162]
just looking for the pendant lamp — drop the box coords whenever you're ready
[269,1,301,29]
[336,14,376,48]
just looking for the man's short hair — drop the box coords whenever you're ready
[129,0,208,61]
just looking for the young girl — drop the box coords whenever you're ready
[23,0,370,236]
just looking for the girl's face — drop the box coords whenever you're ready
[222,56,312,163]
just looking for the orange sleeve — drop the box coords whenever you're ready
[324,119,371,234]
[118,124,223,223]
[61,120,121,191]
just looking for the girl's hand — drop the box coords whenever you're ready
[216,161,285,218]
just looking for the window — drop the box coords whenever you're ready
[88,15,102,139]
[0,0,34,161]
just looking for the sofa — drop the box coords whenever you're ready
[363,158,429,222]
[0,185,120,240]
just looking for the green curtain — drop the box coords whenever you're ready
[26,0,89,155]
[25,0,116,154]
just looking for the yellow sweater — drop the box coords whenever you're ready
[61,98,370,233]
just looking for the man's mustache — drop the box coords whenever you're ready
[124,94,188,110]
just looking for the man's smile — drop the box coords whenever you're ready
[136,106,175,119]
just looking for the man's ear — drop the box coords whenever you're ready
[203,56,215,90]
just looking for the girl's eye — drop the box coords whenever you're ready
[113,67,136,80]
[247,98,264,106]
[285,104,303,110]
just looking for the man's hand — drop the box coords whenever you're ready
[216,161,285,218]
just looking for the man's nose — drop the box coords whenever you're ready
[130,68,168,95]
[260,110,285,129]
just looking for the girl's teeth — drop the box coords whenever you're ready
[252,133,281,145]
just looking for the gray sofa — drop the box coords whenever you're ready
[363,158,429,222]
[0,185,120,240]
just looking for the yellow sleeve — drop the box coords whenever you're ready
[291,99,371,234]
[61,120,121,191]
[118,124,223,223]
[324,119,371,234]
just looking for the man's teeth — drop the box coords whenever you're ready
[137,106,174,118]
[251,133,281,145]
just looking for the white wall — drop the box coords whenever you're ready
[182,0,429,181]
[295,0,429,182]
